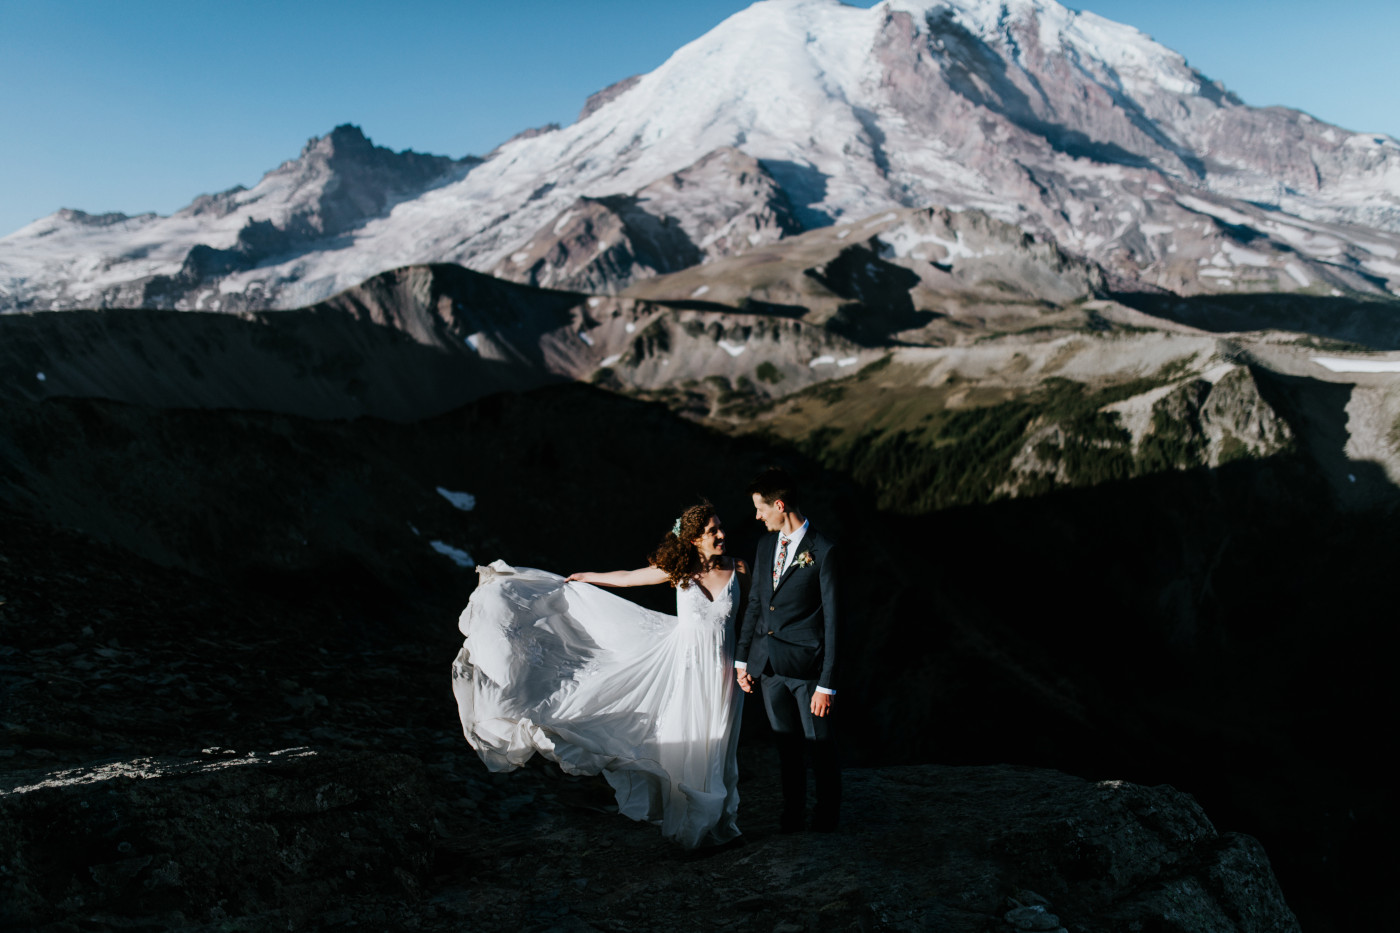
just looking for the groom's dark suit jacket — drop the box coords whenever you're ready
[737,527,839,689]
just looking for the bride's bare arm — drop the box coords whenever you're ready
[566,566,670,587]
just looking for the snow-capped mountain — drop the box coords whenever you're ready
[4,0,1400,313]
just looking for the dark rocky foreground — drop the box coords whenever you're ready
[0,382,1378,930]
[1,746,1295,933]
[0,502,1298,932]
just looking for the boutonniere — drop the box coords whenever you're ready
[791,551,815,569]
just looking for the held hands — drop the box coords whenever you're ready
[734,668,831,716]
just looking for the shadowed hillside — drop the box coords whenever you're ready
[0,382,1390,930]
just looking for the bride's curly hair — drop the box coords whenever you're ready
[649,500,716,589]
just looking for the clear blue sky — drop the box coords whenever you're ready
[2,0,1397,237]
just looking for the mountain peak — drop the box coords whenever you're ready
[300,123,375,159]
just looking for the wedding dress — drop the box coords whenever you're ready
[451,560,743,848]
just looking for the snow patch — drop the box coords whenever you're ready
[1285,263,1311,287]
[717,340,746,357]
[691,285,710,298]
[578,330,595,346]
[436,487,477,511]
[600,353,622,367]
[1358,241,1399,259]
[809,355,836,367]
[1362,258,1400,278]
[587,297,602,308]
[1201,363,1238,384]
[1221,242,1271,267]
[838,356,859,367]
[430,541,475,568]
[879,225,981,262]
[1313,357,1400,373]
[625,321,636,333]
[1176,195,1256,229]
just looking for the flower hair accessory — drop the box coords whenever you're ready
[672,517,683,536]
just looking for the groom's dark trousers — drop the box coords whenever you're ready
[761,673,840,829]
[738,527,841,830]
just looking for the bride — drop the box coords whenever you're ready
[450,501,748,848]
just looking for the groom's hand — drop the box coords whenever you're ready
[736,669,755,693]
[810,692,833,718]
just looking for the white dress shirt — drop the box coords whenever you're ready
[773,519,809,580]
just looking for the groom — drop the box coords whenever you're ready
[735,468,841,833]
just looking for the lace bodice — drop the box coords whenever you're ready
[675,570,738,631]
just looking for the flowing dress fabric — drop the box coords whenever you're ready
[451,560,742,848]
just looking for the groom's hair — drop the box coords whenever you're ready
[748,467,800,510]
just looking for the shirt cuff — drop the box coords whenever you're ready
[734,661,747,670]
[815,686,835,696]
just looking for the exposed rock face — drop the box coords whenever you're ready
[999,363,1295,495]
[840,767,1300,933]
[637,147,804,260]
[0,749,432,931]
[1144,367,1296,469]
[623,205,1107,344]
[181,125,468,237]
[577,74,643,121]
[495,148,802,293]
[496,193,704,293]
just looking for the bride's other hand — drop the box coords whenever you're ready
[566,572,591,583]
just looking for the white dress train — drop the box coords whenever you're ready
[451,560,743,848]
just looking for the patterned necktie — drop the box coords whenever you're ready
[773,535,790,588]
